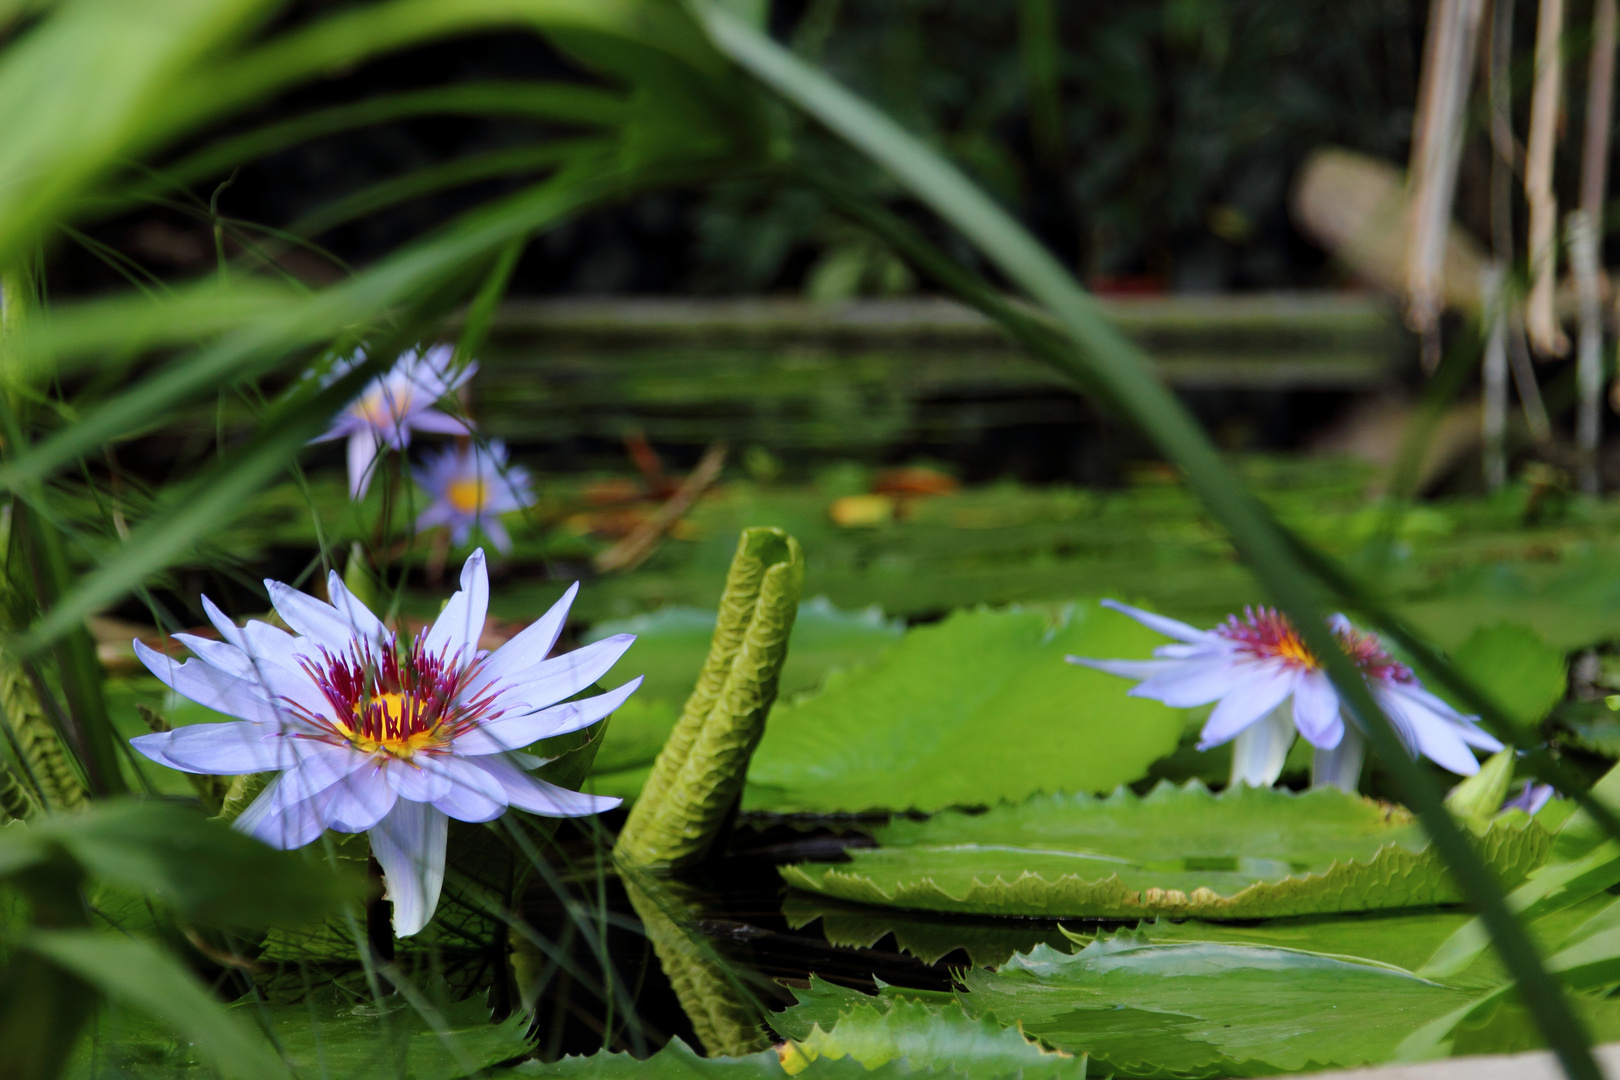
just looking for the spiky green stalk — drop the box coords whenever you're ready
[0,653,87,812]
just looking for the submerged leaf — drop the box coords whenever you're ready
[743,603,1184,814]
[780,784,1552,918]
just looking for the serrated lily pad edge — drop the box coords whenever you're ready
[779,814,1553,919]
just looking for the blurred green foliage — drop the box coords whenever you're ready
[696,0,1422,295]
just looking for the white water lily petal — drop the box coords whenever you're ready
[234,746,366,848]
[266,580,363,650]
[235,616,316,674]
[425,550,488,666]
[170,633,330,718]
[1064,656,1180,680]
[385,758,454,803]
[347,431,381,500]
[1229,705,1295,787]
[485,634,637,717]
[427,754,509,822]
[466,582,578,695]
[237,782,340,850]
[135,722,305,775]
[1291,669,1343,749]
[406,409,471,436]
[1377,688,1483,775]
[200,595,249,651]
[170,633,256,679]
[326,571,388,646]
[1386,683,1504,751]
[1133,655,1251,708]
[134,641,285,726]
[1312,727,1367,792]
[325,761,398,833]
[369,800,449,937]
[456,676,643,756]
[1100,599,1213,643]
[474,753,622,817]
[1198,664,1298,748]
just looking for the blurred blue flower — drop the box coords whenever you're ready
[414,439,533,553]
[1502,781,1555,816]
[313,344,475,499]
[128,551,637,936]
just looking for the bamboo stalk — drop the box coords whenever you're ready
[1483,264,1510,488]
[1407,0,1488,351]
[1526,0,1569,357]
[1577,0,1618,491]
[1489,0,1555,448]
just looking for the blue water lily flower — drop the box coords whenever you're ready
[1502,780,1555,816]
[1069,601,1502,791]
[130,550,637,936]
[313,344,476,500]
[413,439,534,553]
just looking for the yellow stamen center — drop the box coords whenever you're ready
[1273,631,1318,669]
[356,387,411,426]
[336,691,441,759]
[446,476,486,514]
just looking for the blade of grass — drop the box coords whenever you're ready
[9,356,376,659]
[15,928,291,1080]
[288,139,605,240]
[0,155,621,493]
[147,82,630,195]
[697,9,1601,1076]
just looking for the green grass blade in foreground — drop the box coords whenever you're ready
[147,82,630,195]
[694,8,1600,1076]
[15,929,290,1080]
[0,0,275,267]
[0,158,618,493]
[288,139,606,239]
[11,359,373,658]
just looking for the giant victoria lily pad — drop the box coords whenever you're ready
[741,603,1184,814]
[780,783,1553,919]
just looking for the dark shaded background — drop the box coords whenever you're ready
[53,0,1446,301]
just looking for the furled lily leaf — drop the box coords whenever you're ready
[743,603,1184,814]
[781,783,1552,918]
[960,936,1479,1075]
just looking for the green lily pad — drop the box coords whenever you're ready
[533,1007,1089,1080]
[780,783,1553,918]
[1443,622,1568,733]
[585,598,903,798]
[960,936,1479,1075]
[742,604,1185,814]
[781,987,1089,1080]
